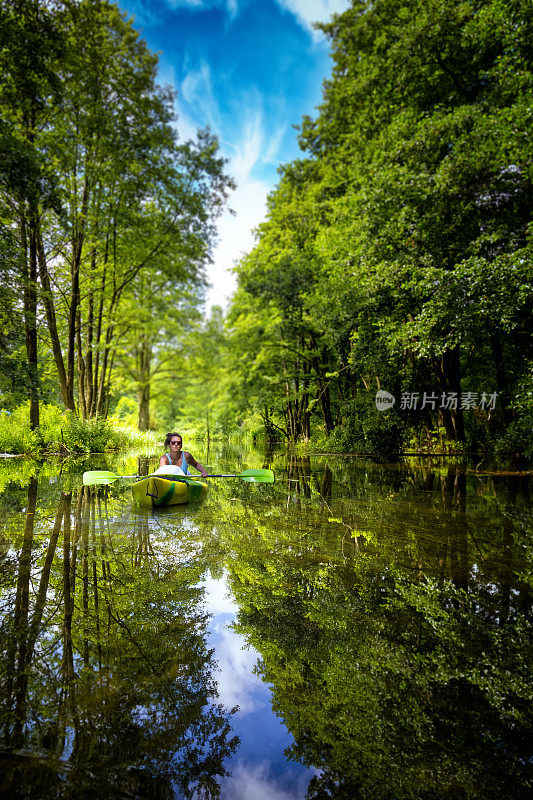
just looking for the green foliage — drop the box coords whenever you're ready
[61,413,117,453]
[227,0,532,457]
[328,396,406,460]
[0,402,157,454]
[0,406,39,453]
[112,395,138,424]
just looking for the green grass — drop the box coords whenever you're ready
[0,402,159,455]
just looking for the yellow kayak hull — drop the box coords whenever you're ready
[131,475,208,507]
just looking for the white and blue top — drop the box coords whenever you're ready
[166,452,189,474]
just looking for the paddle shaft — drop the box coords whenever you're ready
[203,473,248,478]
[83,467,274,486]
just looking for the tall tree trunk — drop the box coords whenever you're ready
[137,337,151,430]
[90,241,108,417]
[439,347,465,442]
[83,251,97,417]
[95,324,114,417]
[76,301,87,419]
[21,211,40,429]
[36,224,72,409]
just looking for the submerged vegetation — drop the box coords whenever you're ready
[1,0,531,462]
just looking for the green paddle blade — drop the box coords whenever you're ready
[83,470,120,485]
[239,468,274,483]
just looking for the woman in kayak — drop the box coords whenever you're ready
[160,432,208,477]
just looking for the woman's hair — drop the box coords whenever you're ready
[164,432,182,448]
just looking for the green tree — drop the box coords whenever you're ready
[230,0,533,455]
[1,0,233,433]
[0,0,64,427]
[230,162,341,441]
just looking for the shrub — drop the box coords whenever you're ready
[62,413,116,453]
[0,404,39,454]
[328,396,406,461]
[0,402,155,454]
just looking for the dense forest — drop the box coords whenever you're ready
[225,0,533,459]
[1,0,532,460]
[0,0,232,440]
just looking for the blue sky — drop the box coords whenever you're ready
[117,0,350,309]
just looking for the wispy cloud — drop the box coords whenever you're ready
[173,57,285,308]
[274,0,349,37]
[220,760,315,800]
[165,0,240,19]
[209,101,287,309]
[180,58,222,131]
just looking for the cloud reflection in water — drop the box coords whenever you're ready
[201,572,316,800]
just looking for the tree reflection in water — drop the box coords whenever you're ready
[0,482,238,799]
[217,460,532,800]
[0,457,531,800]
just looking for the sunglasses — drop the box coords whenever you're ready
[170,440,181,446]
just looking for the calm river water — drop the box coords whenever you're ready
[0,446,531,799]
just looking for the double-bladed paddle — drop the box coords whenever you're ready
[83,468,274,486]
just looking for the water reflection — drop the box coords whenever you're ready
[214,459,532,800]
[0,482,238,798]
[0,454,531,799]
[201,573,316,800]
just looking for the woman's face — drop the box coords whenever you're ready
[169,437,182,454]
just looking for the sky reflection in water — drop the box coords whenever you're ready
[200,572,316,800]
[0,455,530,799]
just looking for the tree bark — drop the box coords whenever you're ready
[36,225,73,409]
[439,347,465,442]
[21,211,40,429]
[137,337,151,430]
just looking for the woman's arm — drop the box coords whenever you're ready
[184,452,207,477]
[159,454,168,467]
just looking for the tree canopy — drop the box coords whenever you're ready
[0,0,233,430]
[226,0,532,458]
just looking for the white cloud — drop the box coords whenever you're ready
[203,572,238,614]
[173,61,278,310]
[201,573,264,713]
[221,760,314,800]
[274,0,349,37]
[180,58,222,131]
[165,0,239,18]
[207,174,270,309]
[207,103,287,309]
[213,626,264,712]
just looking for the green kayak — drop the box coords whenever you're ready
[131,466,208,508]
